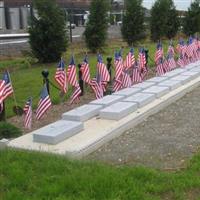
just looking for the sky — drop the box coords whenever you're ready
[142,0,192,11]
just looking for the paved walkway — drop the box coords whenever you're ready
[87,86,200,170]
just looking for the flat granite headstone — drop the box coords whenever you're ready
[162,68,187,78]
[158,80,182,90]
[171,75,192,84]
[190,67,200,73]
[33,120,83,145]
[123,92,156,107]
[62,104,103,122]
[112,87,142,97]
[181,71,200,79]
[89,95,124,108]
[142,85,170,98]
[133,81,156,89]
[185,63,198,70]
[146,76,169,83]
[100,102,138,120]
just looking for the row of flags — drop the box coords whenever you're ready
[155,38,200,76]
[1,37,200,130]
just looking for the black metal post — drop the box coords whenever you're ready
[42,69,50,94]
[78,64,84,96]
[0,102,6,121]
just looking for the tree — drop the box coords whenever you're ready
[150,0,179,41]
[121,0,145,45]
[29,0,68,63]
[84,0,109,53]
[183,0,200,36]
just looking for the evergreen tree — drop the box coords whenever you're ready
[121,0,145,45]
[150,0,179,41]
[84,0,109,53]
[29,0,68,63]
[183,0,200,36]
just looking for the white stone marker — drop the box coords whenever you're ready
[190,67,200,73]
[146,76,169,83]
[33,120,83,145]
[181,71,200,79]
[158,80,182,90]
[100,102,138,120]
[89,95,124,108]
[132,81,156,89]
[0,138,9,149]
[142,85,170,98]
[112,87,141,97]
[171,75,192,84]
[62,104,103,122]
[162,68,186,78]
[123,92,156,107]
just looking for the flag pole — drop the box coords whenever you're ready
[7,70,19,115]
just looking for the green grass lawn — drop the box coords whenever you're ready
[1,149,200,200]
[0,39,173,118]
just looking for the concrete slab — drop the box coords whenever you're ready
[146,76,169,83]
[181,71,200,79]
[171,75,192,84]
[185,63,198,70]
[158,80,182,90]
[62,104,103,122]
[123,92,156,107]
[162,68,187,78]
[142,85,170,98]
[190,67,200,73]
[100,102,138,120]
[112,87,141,97]
[33,120,84,145]
[132,81,156,89]
[89,95,124,108]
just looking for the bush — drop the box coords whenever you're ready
[29,0,68,63]
[0,122,22,139]
[84,0,109,53]
[121,0,145,45]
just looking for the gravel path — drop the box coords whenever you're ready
[87,87,200,170]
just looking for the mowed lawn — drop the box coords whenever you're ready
[0,39,171,117]
[1,149,200,200]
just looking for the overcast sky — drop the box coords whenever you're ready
[142,0,193,11]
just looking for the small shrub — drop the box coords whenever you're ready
[0,122,22,139]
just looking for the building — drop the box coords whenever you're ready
[3,0,92,9]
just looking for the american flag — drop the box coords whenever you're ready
[113,78,122,92]
[89,73,104,99]
[138,48,146,70]
[114,51,123,80]
[121,71,132,88]
[81,55,91,84]
[162,59,170,72]
[54,58,67,93]
[124,48,135,69]
[155,43,164,65]
[177,55,185,67]
[97,54,110,82]
[167,54,176,70]
[0,71,13,105]
[70,86,82,104]
[168,44,175,57]
[186,37,195,59]
[156,61,165,76]
[132,63,142,84]
[23,97,32,129]
[36,85,52,120]
[67,56,79,87]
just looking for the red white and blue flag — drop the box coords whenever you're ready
[67,56,79,87]
[155,43,164,65]
[0,71,14,107]
[97,54,110,82]
[124,48,135,69]
[23,97,32,129]
[67,56,81,104]
[36,85,52,120]
[80,55,91,84]
[54,58,67,93]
